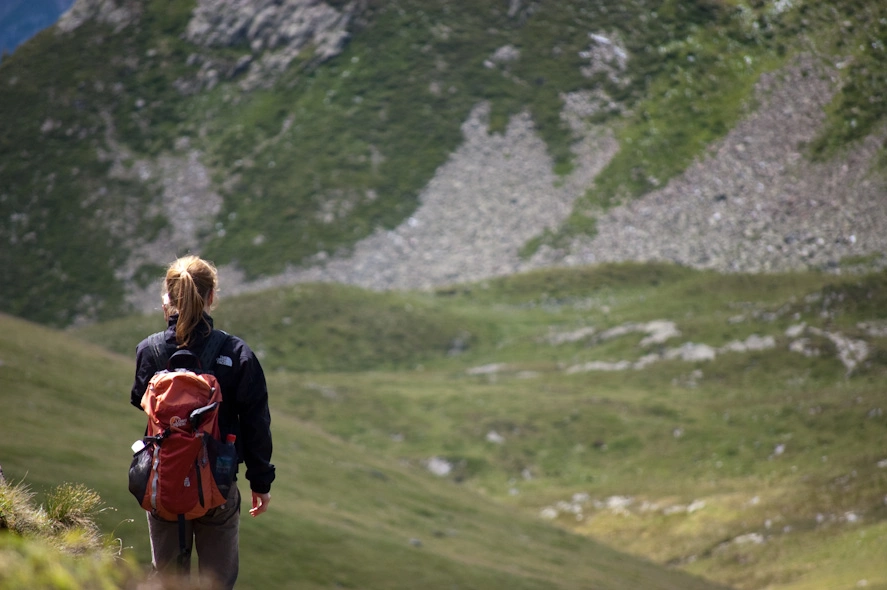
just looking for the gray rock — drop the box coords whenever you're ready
[185,0,357,89]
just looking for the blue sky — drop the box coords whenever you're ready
[1,0,76,57]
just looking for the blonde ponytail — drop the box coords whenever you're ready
[163,256,218,348]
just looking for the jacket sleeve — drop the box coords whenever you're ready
[234,347,276,494]
[130,340,156,410]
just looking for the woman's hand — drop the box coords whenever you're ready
[250,491,270,517]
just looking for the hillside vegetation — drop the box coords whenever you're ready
[52,262,887,590]
[1,0,886,326]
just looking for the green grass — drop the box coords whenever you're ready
[2,291,731,590]
[56,262,887,589]
[806,0,887,160]
[263,267,886,590]
[0,476,140,589]
[0,533,139,590]
[73,282,499,372]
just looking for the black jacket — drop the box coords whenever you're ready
[131,314,276,494]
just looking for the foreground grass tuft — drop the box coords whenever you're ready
[1,479,103,549]
[0,477,139,588]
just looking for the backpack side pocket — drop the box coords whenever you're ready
[206,435,237,500]
[128,441,154,505]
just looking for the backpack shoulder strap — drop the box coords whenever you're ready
[147,329,228,373]
[199,329,229,375]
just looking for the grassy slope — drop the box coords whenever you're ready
[73,282,500,373]
[67,262,887,590]
[2,0,886,326]
[0,309,726,590]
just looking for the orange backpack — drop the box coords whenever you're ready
[129,332,236,522]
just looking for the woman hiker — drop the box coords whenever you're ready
[130,255,275,589]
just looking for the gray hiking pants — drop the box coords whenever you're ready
[147,481,241,589]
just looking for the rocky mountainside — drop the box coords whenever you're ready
[564,56,886,274]
[225,54,886,300]
[1,0,885,324]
